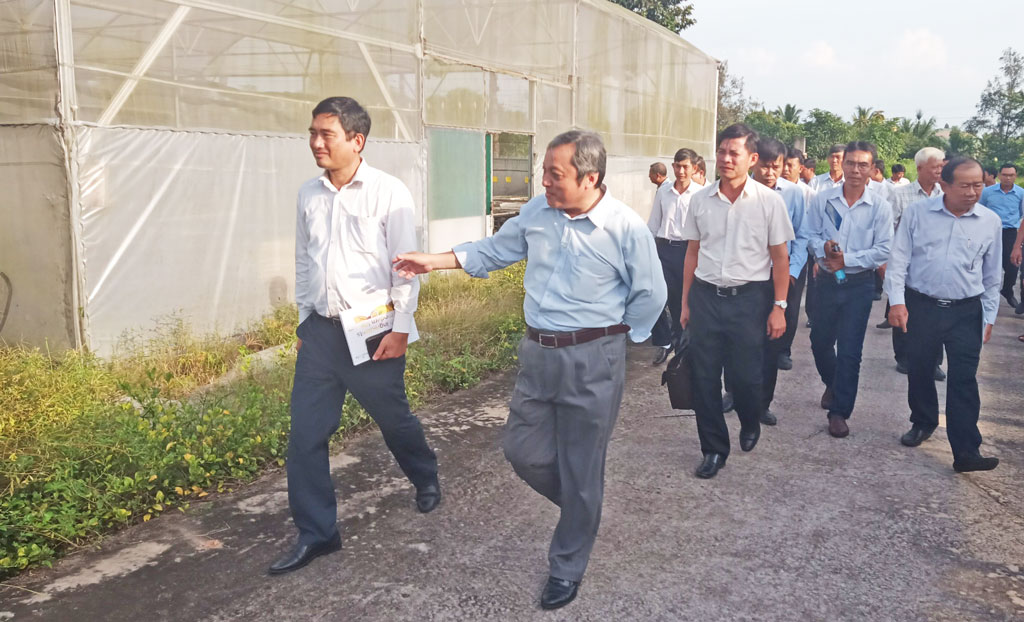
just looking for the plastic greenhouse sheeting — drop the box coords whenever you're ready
[0,0,717,353]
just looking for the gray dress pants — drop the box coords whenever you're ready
[503,333,627,582]
[288,313,438,546]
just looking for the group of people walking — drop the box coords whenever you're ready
[268,96,1014,612]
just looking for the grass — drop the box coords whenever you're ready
[0,263,525,579]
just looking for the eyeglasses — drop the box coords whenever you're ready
[843,161,873,171]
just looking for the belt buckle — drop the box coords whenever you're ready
[715,286,732,297]
[538,333,558,348]
[936,299,952,308]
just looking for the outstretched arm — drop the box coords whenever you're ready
[393,251,461,279]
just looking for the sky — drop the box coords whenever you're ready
[680,0,1020,128]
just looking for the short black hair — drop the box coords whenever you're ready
[694,155,706,173]
[984,166,998,176]
[999,162,1018,173]
[844,141,878,162]
[891,163,906,174]
[829,144,846,156]
[785,147,803,161]
[650,162,667,176]
[803,157,817,169]
[874,158,886,174]
[756,137,787,164]
[717,123,759,154]
[941,156,983,183]
[312,97,371,145]
[674,148,700,164]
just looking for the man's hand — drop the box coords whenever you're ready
[296,337,303,352]
[1012,246,1022,267]
[824,241,845,272]
[812,263,820,278]
[766,307,786,339]
[680,302,690,330]
[373,332,409,360]
[877,263,886,280]
[984,324,993,344]
[889,304,908,333]
[790,275,797,287]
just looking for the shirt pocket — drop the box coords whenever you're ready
[346,214,385,255]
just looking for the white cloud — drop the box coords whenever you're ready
[734,46,780,78]
[895,28,948,67]
[801,40,838,69]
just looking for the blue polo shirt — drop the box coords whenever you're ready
[979,183,1024,229]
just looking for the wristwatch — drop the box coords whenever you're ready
[774,300,788,310]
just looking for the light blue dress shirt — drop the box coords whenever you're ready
[453,190,667,342]
[773,178,810,278]
[806,182,893,274]
[884,196,1003,325]
[978,183,1024,229]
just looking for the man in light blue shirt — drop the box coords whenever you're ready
[978,163,1024,309]
[886,157,1002,473]
[806,141,893,438]
[393,130,665,610]
[809,144,845,192]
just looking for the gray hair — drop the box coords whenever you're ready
[914,146,945,168]
[548,130,606,186]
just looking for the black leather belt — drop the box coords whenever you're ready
[526,324,630,348]
[907,288,981,308]
[694,278,767,297]
[656,237,687,247]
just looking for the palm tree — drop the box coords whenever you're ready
[773,104,803,124]
[910,109,938,139]
[852,106,886,125]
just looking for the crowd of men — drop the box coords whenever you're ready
[269,96,1018,611]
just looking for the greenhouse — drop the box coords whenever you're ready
[0,0,718,354]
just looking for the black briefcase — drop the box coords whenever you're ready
[661,334,694,410]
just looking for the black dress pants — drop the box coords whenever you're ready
[905,290,984,460]
[777,263,807,358]
[689,279,771,457]
[650,238,687,347]
[763,264,805,410]
[1001,227,1021,297]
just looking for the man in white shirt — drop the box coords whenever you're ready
[648,162,667,187]
[885,163,910,187]
[270,97,440,575]
[693,155,708,187]
[680,124,794,479]
[800,157,817,185]
[809,144,845,191]
[647,148,701,363]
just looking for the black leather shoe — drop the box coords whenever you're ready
[876,319,892,329]
[695,453,726,479]
[653,347,671,365]
[1016,299,1024,315]
[953,454,999,473]
[739,426,760,452]
[900,425,934,447]
[820,387,834,410]
[896,361,908,374]
[721,392,734,413]
[416,481,442,513]
[777,354,793,370]
[268,532,341,575]
[1004,292,1020,309]
[540,576,580,610]
[760,409,777,426]
[933,365,946,382]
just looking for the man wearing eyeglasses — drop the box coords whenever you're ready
[886,157,1001,472]
[806,141,893,438]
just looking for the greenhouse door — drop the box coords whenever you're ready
[427,128,487,253]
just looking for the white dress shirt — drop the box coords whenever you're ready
[810,172,844,192]
[295,160,420,334]
[889,180,942,230]
[868,178,892,203]
[884,196,1002,325]
[681,178,795,287]
[647,179,701,241]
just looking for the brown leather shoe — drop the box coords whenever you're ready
[828,414,849,438]
[820,387,835,410]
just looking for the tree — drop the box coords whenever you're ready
[745,110,801,147]
[966,47,1024,164]
[948,127,981,159]
[772,104,803,124]
[852,106,885,126]
[801,108,850,160]
[609,0,695,33]
[717,61,761,131]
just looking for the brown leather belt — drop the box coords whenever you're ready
[526,324,630,348]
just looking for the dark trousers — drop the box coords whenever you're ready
[288,314,438,545]
[650,238,687,347]
[763,264,806,410]
[689,279,771,456]
[1001,227,1021,297]
[805,264,817,320]
[809,271,875,418]
[905,291,984,459]
[777,264,807,358]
